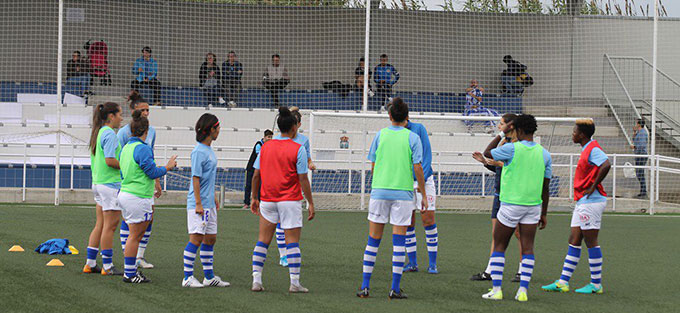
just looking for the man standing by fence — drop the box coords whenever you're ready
[631,119,648,199]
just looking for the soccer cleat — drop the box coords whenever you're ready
[403,262,418,273]
[427,265,439,274]
[388,289,407,300]
[203,276,230,287]
[356,288,370,298]
[512,273,521,282]
[279,256,289,267]
[482,289,503,300]
[123,272,151,284]
[289,284,309,293]
[251,282,264,292]
[136,258,154,269]
[575,283,603,294]
[515,290,528,302]
[542,280,570,292]
[470,272,492,281]
[82,264,101,274]
[101,266,123,276]
[182,276,204,288]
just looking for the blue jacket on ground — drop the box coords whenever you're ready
[35,239,71,255]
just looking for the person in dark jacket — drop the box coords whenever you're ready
[501,55,527,95]
[199,52,222,106]
[66,50,91,96]
[222,51,243,107]
[373,54,400,109]
[243,129,273,208]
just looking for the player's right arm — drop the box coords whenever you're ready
[251,152,262,215]
[296,146,314,220]
[482,135,504,159]
[192,176,203,215]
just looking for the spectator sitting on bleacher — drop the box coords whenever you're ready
[262,54,289,107]
[222,51,243,108]
[464,79,498,133]
[131,46,161,105]
[373,54,400,108]
[501,55,531,96]
[199,52,221,107]
[66,50,91,97]
[354,57,374,97]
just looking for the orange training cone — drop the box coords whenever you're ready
[8,245,24,252]
[46,259,64,267]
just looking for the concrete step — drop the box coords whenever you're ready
[525,105,609,118]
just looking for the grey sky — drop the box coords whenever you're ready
[420,0,679,17]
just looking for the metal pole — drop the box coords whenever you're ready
[650,0,658,215]
[481,170,485,197]
[163,145,168,191]
[612,155,617,212]
[361,130,367,210]
[308,112,314,190]
[362,0,371,113]
[70,144,74,190]
[656,156,660,202]
[348,146,352,194]
[437,153,441,196]
[54,0,64,205]
[22,143,27,202]
[569,155,574,201]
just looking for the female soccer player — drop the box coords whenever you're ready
[118,110,177,283]
[249,106,315,293]
[83,102,124,275]
[477,114,552,302]
[542,119,610,294]
[181,113,230,288]
[272,107,316,267]
[470,113,524,283]
[118,90,159,269]
[357,98,427,300]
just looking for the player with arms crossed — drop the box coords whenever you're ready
[118,91,159,269]
[83,102,124,275]
[249,106,316,293]
[542,119,610,294]
[118,110,177,283]
[403,116,438,274]
[181,113,230,288]
[478,114,551,302]
[357,98,427,299]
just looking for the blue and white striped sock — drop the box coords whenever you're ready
[86,246,98,268]
[124,256,136,279]
[120,221,129,252]
[588,246,603,288]
[391,234,406,292]
[136,222,152,259]
[252,241,268,283]
[361,236,381,290]
[276,223,286,258]
[101,249,113,270]
[489,251,505,291]
[519,254,535,293]
[200,244,215,280]
[559,244,581,284]
[405,227,417,266]
[287,242,301,285]
[183,242,199,279]
[425,224,438,267]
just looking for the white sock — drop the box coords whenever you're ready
[252,271,262,284]
[517,261,523,274]
[485,258,492,274]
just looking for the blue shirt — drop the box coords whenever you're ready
[633,128,648,155]
[368,126,423,201]
[406,121,433,181]
[132,57,158,81]
[373,64,400,86]
[118,124,156,154]
[187,143,218,209]
[254,135,308,174]
[100,128,121,189]
[222,61,243,80]
[293,133,312,160]
[577,140,609,204]
[128,137,167,180]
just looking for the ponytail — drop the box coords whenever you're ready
[289,106,302,124]
[128,89,148,111]
[195,113,219,142]
[277,106,297,133]
[89,102,120,155]
[130,109,149,137]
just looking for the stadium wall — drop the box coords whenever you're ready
[1,0,679,99]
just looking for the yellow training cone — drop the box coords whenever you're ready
[46,259,64,267]
[69,245,79,255]
[8,245,24,252]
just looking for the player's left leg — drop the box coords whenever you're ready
[281,200,306,293]
[542,226,582,293]
[100,210,122,275]
[276,223,288,267]
[136,204,154,269]
[201,208,229,288]
[515,222,539,302]
[575,202,605,294]
[404,212,418,272]
[123,220,152,283]
[387,200,415,300]
[251,205,277,292]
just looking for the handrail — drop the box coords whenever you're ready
[604,54,645,122]
[603,92,634,146]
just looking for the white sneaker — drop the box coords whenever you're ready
[367,90,375,97]
[482,288,503,300]
[289,283,309,293]
[218,97,226,104]
[228,101,237,108]
[136,258,154,269]
[203,275,230,287]
[251,281,264,292]
[182,276,204,288]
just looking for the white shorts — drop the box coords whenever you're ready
[260,201,303,229]
[414,176,437,211]
[118,191,153,224]
[368,199,415,226]
[570,201,606,230]
[187,207,218,235]
[496,203,541,228]
[92,184,120,211]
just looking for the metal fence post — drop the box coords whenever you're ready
[70,144,75,190]
[22,143,27,202]
[163,145,168,191]
[612,154,617,212]
[569,155,574,201]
